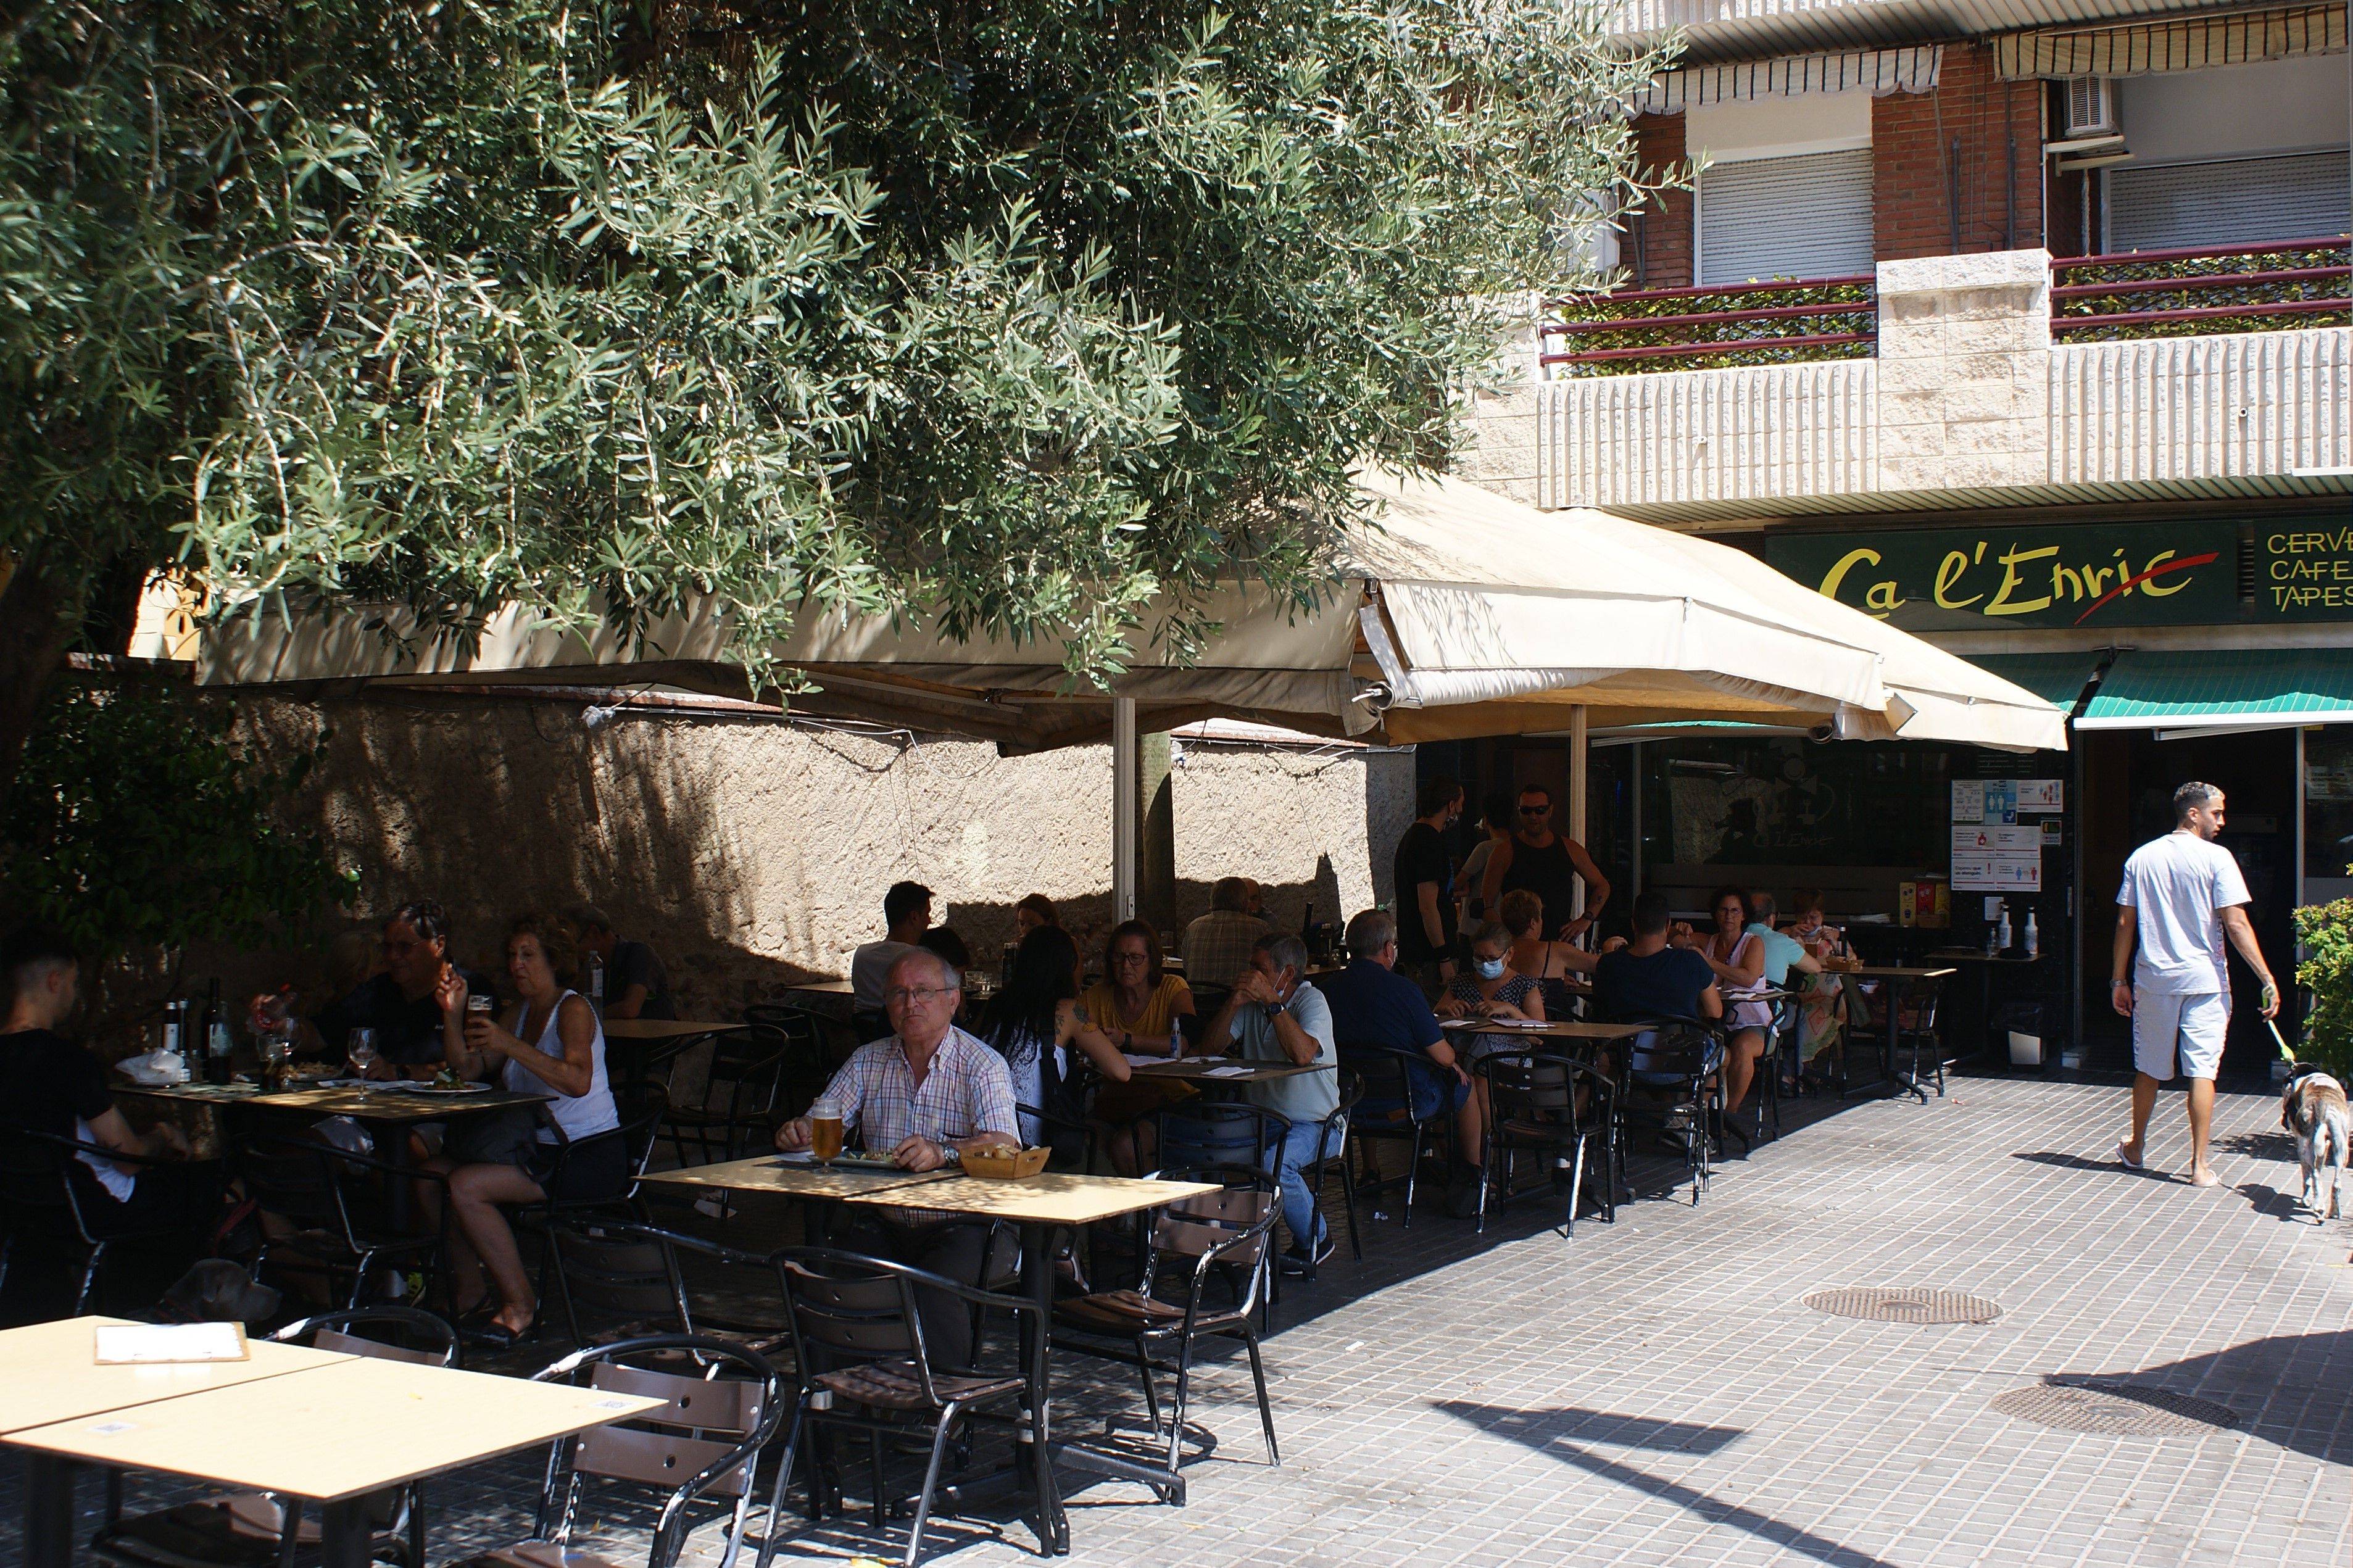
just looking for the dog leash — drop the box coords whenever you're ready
[2268,1016,2296,1062]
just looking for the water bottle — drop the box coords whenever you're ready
[163,1000,194,1082]
[585,950,605,1013]
[2024,911,2040,960]
[1169,1019,1184,1062]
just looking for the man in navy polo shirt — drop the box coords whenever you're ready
[1322,908,1485,1218]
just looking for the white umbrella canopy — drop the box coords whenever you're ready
[196,472,2065,752]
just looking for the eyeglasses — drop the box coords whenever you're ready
[1518,805,1550,816]
[883,985,958,1008]
[1110,951,1150,967]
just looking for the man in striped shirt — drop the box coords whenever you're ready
[778,948,1019,1366]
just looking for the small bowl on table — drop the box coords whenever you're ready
[960,1145,1050,1180]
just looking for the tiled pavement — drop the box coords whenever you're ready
[7,1074,2348,1567]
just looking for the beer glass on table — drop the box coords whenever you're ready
[809,1097,845,1164]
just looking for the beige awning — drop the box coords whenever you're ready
[197,473,2067,752]
[1995,3,2346,78]
[1633,46,1943,116]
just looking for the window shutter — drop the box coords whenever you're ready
[1699,149,1875,286]
[2109,152,2352,251]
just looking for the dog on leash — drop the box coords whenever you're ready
[2281,1065,2352,1222]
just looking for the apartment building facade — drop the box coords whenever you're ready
[1461,0,2351,1067]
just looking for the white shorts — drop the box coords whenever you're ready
[2132,988,2228,1081]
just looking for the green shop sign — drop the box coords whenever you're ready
[1766,519,2353,631]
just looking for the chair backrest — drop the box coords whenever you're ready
[275,1305,457,1366]
[775,1251,923,1364]
[552,1221,692,1333]
[1142,1182,1279,1310]
[1624,1018,1719,1080]
[608,1081,671,1186]
[1153,1101,1289,1174]
[529,1335,782,1563]
[0,1129,78,1230]
[236,1139,345,1228]
[1479,1051,1611,1134]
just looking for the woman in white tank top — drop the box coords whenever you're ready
[428,913,621,1345]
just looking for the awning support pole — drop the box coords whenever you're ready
[1113,695,1139,923]
[1569,705,1589,922]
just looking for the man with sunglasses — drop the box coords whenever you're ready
[1479,786,1612,944]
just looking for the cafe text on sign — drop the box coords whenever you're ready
[1768,519,2353,633]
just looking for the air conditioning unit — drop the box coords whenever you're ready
[2063,77,2115,138]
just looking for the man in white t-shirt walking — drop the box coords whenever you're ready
[2112,781,2280,1186]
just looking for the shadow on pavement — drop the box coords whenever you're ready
[1434,1401,1903,1568]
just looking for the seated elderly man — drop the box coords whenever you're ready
[1203,932,1341,1273]
[1181,876,1270,992]
[776,947,1018,1367]
[1320,908,1484,1218]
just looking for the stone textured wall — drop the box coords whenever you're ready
[1456,299,1547,507]
[205,694,1413,1019]
[1874,249,2052,492]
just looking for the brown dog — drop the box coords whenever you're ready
[2282,1068,2351,1222]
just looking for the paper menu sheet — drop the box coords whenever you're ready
[1198,1064,1255,1079]
[94,1322,249,1364]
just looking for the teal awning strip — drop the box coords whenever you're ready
[2077,648,2353,730]
[1964,653,2104,712]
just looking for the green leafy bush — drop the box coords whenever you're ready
[2,682,355,963]
[2054,243,2352,342]
[2292,890,2353,1078]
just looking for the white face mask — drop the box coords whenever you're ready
[1476,956,1506,981]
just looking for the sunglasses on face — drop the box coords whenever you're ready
[1519,805,1549,816]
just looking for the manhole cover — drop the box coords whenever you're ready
[1991,1378,2238,1437]
[1803,1287,2002,1324]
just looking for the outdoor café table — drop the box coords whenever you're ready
[840,1171,1220,1550]
[4,1348,665,1568]
[1834,965,1959,1103]
[1127,1056,1329,1101]
[1441,1019,1646,1047]
[600,1016,746,1089]
[117,1079,553,1229]
[1928,948,2044,1066]
[1,1315,355,1568]
[638,1153,957,1242]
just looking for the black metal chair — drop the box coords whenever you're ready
[0,1129,214,1319]
[1337,1044,1454,1227]
[92,1308,458,1568]
[545,1221,791,1354]
[1752,986,1802,1142]
[1150,1100,1290,1179]
[1300,1069,1364,1271]
[1617,1019,1725,1208]
[239,1137,449,1312]
[761,1248,1044,1568]
[1474,1051,1616,1237]
[662,1027,794,1170]
[1052,1184,1282,1488]
[450,1335,782,1568]
[1891,971,1953,1099]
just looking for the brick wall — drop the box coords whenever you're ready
[1625,114,1693,289]
[1873,43,2044,262]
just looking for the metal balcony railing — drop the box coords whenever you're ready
[1540,274,1877,376]
[2051,236,2352,340]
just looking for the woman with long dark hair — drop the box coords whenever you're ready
[985,927,1129,1166]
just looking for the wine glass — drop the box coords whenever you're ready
[347,1027,379,1090]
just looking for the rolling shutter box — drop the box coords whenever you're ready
[2108,151,2352,251]
[1699,148,1875,286]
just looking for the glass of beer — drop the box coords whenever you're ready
[809,1097,845,1164]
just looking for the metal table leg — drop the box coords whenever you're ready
[22,1453,81,1568]
[316,1497,373,1568]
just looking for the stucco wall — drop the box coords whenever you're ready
[214,694,1413,1018]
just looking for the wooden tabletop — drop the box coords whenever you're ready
[2,1354,663,1502]
[1130,1058,1326,1084]
[1842,965,1959,979]
[639,1154,959,1200]
[602,1018,747,1040]
[1926,950,2043,964]
[843,1171,1220,1227]
[114,1081,552,1122]
[1443,1019,1646,1042]
[0,1318,351,1435]
[778,978,856,995]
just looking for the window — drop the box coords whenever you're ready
[2108,150,2351,252]
[1698,148,1875,286]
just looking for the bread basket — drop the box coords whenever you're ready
[960,1145,1050,1179]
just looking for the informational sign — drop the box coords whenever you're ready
[1766,519,2353,632]
[2014,779,2064,812]
[1952,780,2018,824]
[1952,852,2043,893]
[1953,824,2041,854]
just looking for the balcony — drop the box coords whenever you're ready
[1457,245,2352,520]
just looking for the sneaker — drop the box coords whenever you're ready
[1278,1234,1337,1275]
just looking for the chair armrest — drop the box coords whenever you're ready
[36,1130,216,1172]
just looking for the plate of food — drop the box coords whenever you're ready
[777,1148,902,1169]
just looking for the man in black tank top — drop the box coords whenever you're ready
[1480,785,1612,942]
